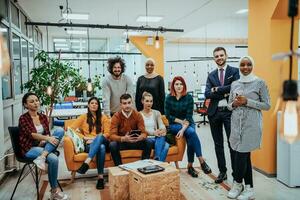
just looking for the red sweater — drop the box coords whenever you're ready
[109,109,147,142]
[18,112,50,157]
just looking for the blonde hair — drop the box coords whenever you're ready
[141,92,153,101]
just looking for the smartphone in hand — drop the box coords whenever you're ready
[129,130,141,138]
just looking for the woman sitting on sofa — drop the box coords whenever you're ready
[140,92,169,161]
[69,97,110,190]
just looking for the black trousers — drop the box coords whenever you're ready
[233,151,253,187]
[109,139,152,166]
[208,110,234,173]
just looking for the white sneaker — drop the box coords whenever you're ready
[227,181,244,199]
[33,156,46,171]
[237,185,255,200]
[50,190,69,200]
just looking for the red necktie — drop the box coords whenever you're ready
[220,68,224,86]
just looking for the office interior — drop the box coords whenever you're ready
[0,0,300,199]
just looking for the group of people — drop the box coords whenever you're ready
[17,46,270,200]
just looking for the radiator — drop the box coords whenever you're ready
[0,148,19,174]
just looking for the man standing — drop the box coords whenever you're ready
[102,56,135,116]
[204,47,239,183]
[109,94,152,166]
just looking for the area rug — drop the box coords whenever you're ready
[40,177,187,200]
[180,168,231,200]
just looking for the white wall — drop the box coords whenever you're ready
[163,17,248,92]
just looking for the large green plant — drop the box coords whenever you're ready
[22,51,82,116]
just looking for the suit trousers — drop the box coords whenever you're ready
[208,110,234,174]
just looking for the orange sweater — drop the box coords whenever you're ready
[109,110,147,142]
[69,114,110,139]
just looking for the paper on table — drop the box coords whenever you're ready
[118,159,163,170]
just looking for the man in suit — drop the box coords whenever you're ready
[204,47,239,183]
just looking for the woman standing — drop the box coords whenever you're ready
[19,92,68,200]
[140,92,169,161]
[227,56,270,200]
[135,58,165,114]
[70,97,110,190]
[165,76,211,177]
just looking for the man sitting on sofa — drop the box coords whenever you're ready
[109,93,152,166]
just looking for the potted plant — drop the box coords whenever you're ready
[22,51,82,117]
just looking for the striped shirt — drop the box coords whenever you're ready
[227,78,271,152]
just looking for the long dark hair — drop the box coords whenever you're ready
[87,97,102,134]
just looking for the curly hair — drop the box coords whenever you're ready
[107,56,126,74]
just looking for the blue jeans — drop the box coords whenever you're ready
[169,123,202,163]
[148,136,169,162]
[25,127,64,189]
[85,135,108,174]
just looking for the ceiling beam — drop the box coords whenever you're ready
[26,22,184,33]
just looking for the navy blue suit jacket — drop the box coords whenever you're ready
[204,65,240,117]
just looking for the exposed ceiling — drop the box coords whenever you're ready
[18,0,248,40]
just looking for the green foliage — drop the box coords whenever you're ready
[22,51,82,108]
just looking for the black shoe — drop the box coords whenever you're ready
[187,167,198,178]
[77,163,89,174]
[96,178,104,190]
[201,161,212,174]
[215,172,227,184]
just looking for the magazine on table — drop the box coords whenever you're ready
[118,159,163,170]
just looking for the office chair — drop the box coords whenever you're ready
[195,99,210,127]
[8,127,62,200]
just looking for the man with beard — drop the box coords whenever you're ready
[204,47,239,184]
[102,56,135,116]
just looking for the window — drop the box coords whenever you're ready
[0,0,8,20]
[27,21,33,41]
[38,32,42,48]
[1,24,12,100]
[21,38,29,92]
[28,44,34,79]
[34,28,38,44]
[11,3,19,28]
[20,12,27,35]
[12,34,21,95]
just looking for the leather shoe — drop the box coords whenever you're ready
[96,178,104,190]
[77,163,89,174]
[215,172,227,184]
[201,161,212,174]
[187,167,198,178]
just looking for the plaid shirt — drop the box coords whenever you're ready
[19,112,50,157]
[165,94,194,124]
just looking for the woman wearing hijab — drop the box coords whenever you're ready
[227,56,270,200]
[135,58,165,114]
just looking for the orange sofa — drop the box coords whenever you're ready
[63,117,186,182]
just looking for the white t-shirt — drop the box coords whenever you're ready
[35,124,44,134]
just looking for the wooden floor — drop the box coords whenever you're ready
[1,120,300,200]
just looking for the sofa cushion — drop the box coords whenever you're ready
[65,127,85,153]
[74,152,111,162]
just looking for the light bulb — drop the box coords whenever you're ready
[155,35,159,49]
[125,37,130,52]
[280,100,299,143]
[46,85,52,96]
[87,78,93,92]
